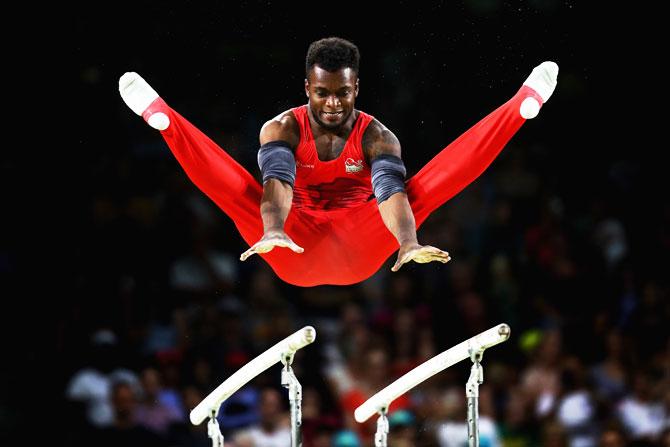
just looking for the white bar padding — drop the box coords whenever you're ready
[190,326,316,425]
[354,323,510,423]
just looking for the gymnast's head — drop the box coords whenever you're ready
[305,37,360,130]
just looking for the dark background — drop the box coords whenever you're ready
[2,1,666,446]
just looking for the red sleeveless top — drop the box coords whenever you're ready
[290,105,374,210]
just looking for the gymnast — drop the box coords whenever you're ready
[119,37,558,287]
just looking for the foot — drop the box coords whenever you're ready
[519,61,559,119]
[119,72,170,130]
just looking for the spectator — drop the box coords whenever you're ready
[617,370,667,443]
[232,387,291,447]
[338,344,412,441]
[590,330,630,404]
[65,329,140,428]
[520,328,563,418]
[556,358,598,447]
[436,386,500,447]
[86,380,167,447]
[167,385,210,447]
[135,367,183,436]
[388,409,418,447]
[598,423,628,447]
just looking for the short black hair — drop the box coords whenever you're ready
[306,37,360,76]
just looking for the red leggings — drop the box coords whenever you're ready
[155,86,540,286]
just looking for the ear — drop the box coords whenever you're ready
[304,78,309,98]
[355,78,360,97]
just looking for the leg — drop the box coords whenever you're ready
[406,61,558,224]
[119,73,263,243]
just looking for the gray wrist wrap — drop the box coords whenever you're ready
[257,140,296,188]
[371,154,407,203]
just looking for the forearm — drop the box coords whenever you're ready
[378,192,418,245]
[260,178,293,232]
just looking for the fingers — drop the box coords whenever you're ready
[288,242,305,254]
[239,249,253,261]
[391,252,413,272]
[423,246,449,256]
[392,246,451,271]
[240,241,275,261]
[426,246,451,264]
[240,239,304,261]
[416,246,450,263]
[240,246,265,261]
[413,252,451,263]
[268,239,304,253]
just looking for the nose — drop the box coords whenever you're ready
[325,94,341,110]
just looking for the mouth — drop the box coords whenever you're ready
[321,111,343,121]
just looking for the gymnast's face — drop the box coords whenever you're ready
[305,65,359,130]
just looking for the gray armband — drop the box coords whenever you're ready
[371,154,407,203]
[257,140,296,188]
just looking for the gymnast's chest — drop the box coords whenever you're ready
[313,135,348,162]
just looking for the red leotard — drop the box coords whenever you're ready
[290,105,374,211]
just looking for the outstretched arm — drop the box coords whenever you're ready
[363,121,450,271]
[240,114,304,261]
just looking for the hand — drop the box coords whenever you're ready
[391,242,451,272]
[240,229,304,261]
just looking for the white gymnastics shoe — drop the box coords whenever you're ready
[119,72,170,130]
[519,61,559,119]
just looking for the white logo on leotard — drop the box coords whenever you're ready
[345,158,363,173]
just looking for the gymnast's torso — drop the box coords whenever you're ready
[289,105,374,211]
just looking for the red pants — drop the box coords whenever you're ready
[157,86,539,286]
